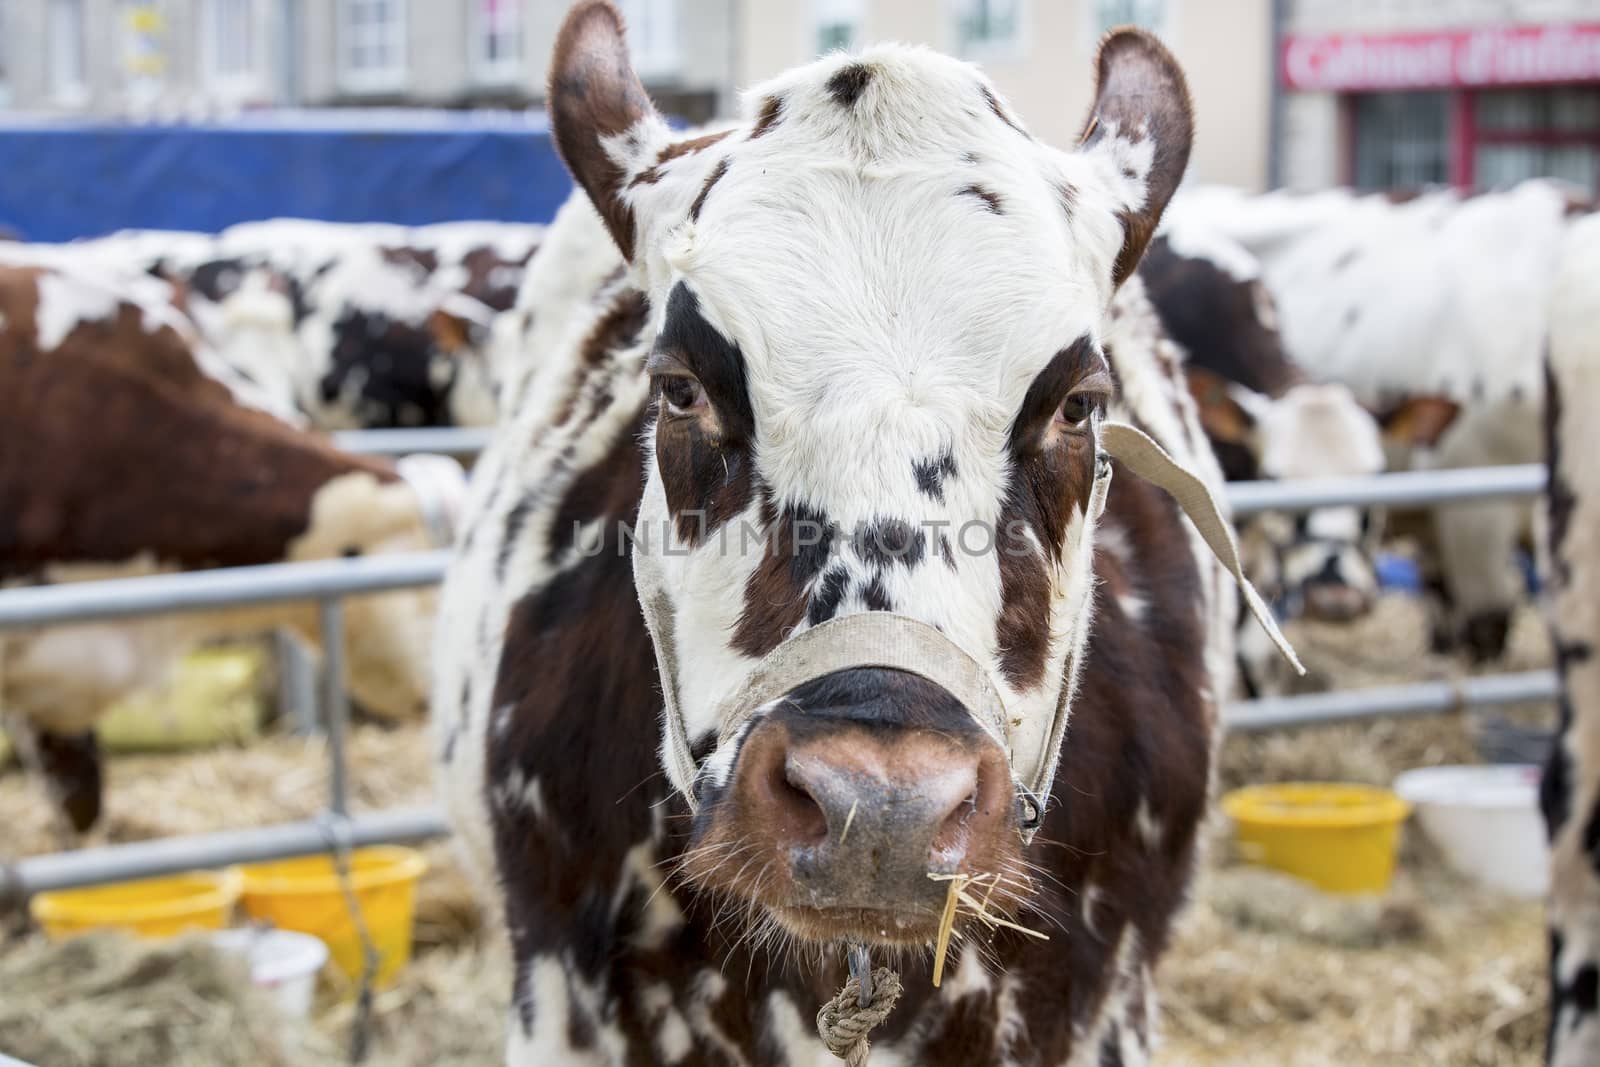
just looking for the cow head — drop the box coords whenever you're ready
[550,2,1193,946]
[1141,231,1388,624]
[1189,371,1387,623]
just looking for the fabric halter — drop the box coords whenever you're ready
[638,417,1303,839]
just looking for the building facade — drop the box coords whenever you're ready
[3,1,1589,195]
[0,0,733,120]
[738,0,1277,190]
[1280,0,1600,191]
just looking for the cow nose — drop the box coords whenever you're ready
[733,718,1012,910]
[1303,580,1372,622]
[1302,550,1375,622]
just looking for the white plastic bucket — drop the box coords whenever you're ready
[210,927,329,1019]
[1392,764,1549,898]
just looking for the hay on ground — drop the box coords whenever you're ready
[0,931,336,1067]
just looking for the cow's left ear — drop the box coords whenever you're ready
[1078,29,1195,288]
[548,1,670,262]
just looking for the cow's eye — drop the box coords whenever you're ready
[1056,392,1098,428]
[659,375,707,415]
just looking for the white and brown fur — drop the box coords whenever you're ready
[435,5,1233,1064]
[1542,211,1600,1067]
[0,260,460,831]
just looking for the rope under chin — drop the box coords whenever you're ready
[816,946,902,1067]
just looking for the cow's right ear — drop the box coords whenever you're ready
[1185,367,1262,447]
[548,1,669,262]
[1374,395,1461,448]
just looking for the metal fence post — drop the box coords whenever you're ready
[319,598,349,818]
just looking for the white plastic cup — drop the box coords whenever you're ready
[210,927,330,1020]
[1392,764,1550,898]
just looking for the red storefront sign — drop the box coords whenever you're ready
[1283,23,1600,91]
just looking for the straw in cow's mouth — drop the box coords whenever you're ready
[928,871,1050,987]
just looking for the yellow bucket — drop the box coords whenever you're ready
[31,869,242,940]
[1222,782,1412,894]
[234,846,426,987]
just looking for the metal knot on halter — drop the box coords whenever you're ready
[1016,787,1046,834]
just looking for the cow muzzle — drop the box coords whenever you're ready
[688,668,1017,944]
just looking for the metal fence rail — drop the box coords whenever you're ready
[1228,463,1545,515]
[0,552,450,631]
[0,808,449,903]
[0,463,1558,905]
[333,427,494,457]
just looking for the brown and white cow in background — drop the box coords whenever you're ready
[1168,180,1577,662]
[434,6,1299,1064]
[0,260,465,831]
[1541,211,1600,1067]
[20,219,546,431]
[1137,224,1461,694]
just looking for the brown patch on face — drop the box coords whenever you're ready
[994,342,1104,689]
[654,410,754,547]
[980,84,1028,137]
[1080,30,1194,287]
[548,1,657,261]
[628,129,733,187]
[0,265,397,578]
[729,497,835,657]
[688,157,730,222]
[750,95,784,138]
[959,184,1005,214]
[826,62,874,107]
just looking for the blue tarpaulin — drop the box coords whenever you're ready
[0,109,575,241]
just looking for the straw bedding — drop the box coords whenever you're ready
[0,595,1553,1066]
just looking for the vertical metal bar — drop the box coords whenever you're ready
[320,597,349,817]
[276,628,320,736]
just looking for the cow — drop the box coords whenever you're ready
[1541,211,1600,1067]
[1167,180,1575,662]
[17,219,546,431]
[433,6,1297,1065]
[0,260,465,832]
[1137,225,1457,693]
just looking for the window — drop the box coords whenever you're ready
[1472,88,1600,193]
[1351,92,1449,191]
[815,0,863,55]
[120,1,168,107]
[50,0,87,102]
[340,0,407,92]
[615,0,678,81]
[473,0,523,81]
[204,0,261,89]
[953,0,1021,58]
[1094,0,1164,35]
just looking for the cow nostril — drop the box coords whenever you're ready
[931,789,979,857]
[768,761,829,845]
